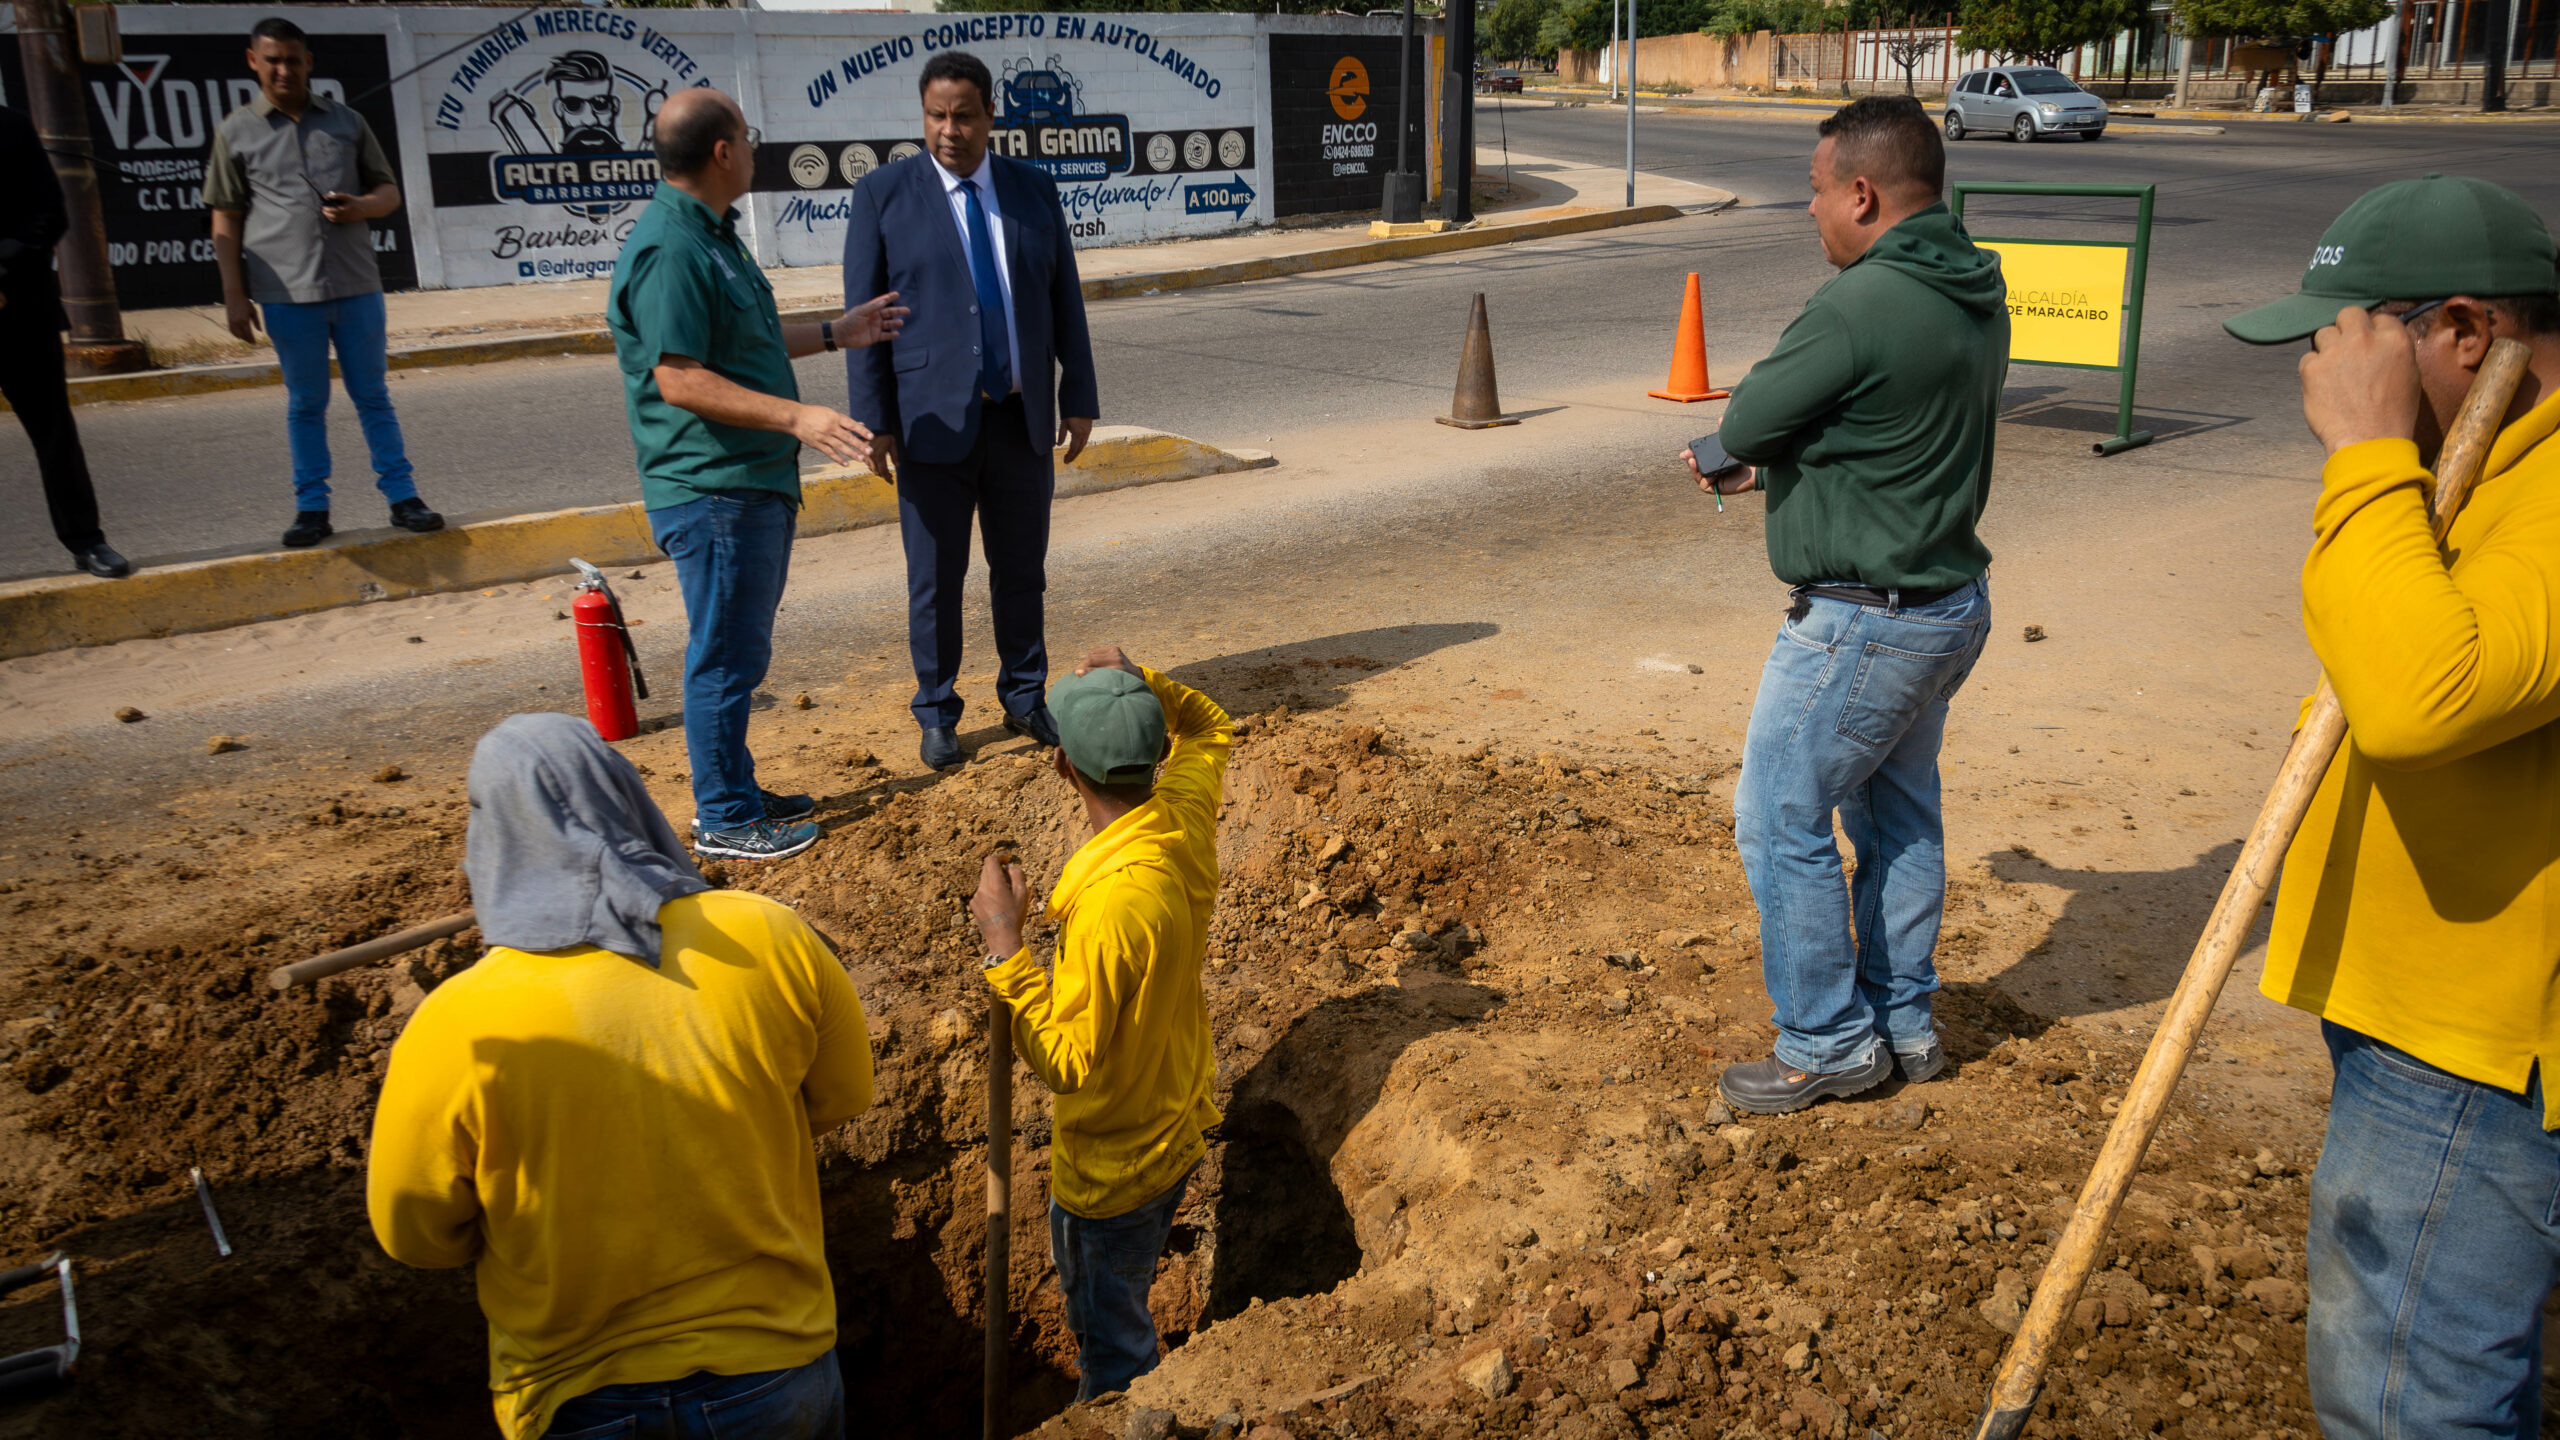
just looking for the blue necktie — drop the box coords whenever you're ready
[961,179,1012,401]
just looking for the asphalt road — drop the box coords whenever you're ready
[4,105,2556,581]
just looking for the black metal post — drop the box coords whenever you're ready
[2482,0,2509,108]
[1382,0,1423,221]
[1441,0,1476,222]
[12,0,147,375]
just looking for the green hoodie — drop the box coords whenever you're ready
[1719,203,2009,592]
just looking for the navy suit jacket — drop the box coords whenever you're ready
[841,152,1098,466]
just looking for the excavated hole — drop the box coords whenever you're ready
[1205,1100,1363,1323]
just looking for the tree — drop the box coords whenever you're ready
[1958,0,2145,64]
[1488,0,1560,60]
[2171,0,2389,90]
[1884,30,1945,89]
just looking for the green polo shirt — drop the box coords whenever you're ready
[606,184,801,511]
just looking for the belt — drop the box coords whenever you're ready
[1790,578,1969,611]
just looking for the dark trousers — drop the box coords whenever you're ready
[649,489,795,833]
[0,297,105,556]
[894,395,1053,729]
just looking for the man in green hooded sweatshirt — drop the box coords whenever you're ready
[1686,95,2008,1115]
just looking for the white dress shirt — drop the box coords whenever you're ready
[933,151,1023,396]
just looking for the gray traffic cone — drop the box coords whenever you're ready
[1437,292,1519,429]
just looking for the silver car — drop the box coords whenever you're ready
[1944,65,2108,142]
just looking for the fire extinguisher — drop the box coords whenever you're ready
[568,558,648,742]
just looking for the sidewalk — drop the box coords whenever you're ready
[1523,79,2560,127]
[71,149,1730,404]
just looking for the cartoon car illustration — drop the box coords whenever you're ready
[1004,68,1073,122]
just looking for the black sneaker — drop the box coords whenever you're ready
[282,510,332,548]
[693,790,815,832]
[73,543,132,579]
[1719,1048,1894,1116]
[1897,1040,1948,1084]
[390,498,445,533]
[693,817,820,861]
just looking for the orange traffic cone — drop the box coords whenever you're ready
[1649,272,1729,403]
[1437,293,1519,429]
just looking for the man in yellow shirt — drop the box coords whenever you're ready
[969,646,1228,1400]
[2226,175,2560,1440]
[368,713,874,1439]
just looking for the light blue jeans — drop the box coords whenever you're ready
[541,1353,844,1438]
[261,291,416,512]
[649,489,796,832]
[1051,1166,1194,1401]
[2309,1021,2560,1439]
[1732,576,1990,1074]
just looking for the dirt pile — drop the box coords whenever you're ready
[0,713,2315,1439]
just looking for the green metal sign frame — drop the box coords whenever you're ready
[1951,181,2158,457]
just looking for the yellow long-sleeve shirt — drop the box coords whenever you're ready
[2264,386,2560,1124]
[986,669,1230,1219]
[367,890,874,1438]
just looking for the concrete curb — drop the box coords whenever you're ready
[0,427,1272,661]
[40,201,1714,411]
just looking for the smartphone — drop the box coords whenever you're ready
[302,174,352,212]
[1688,432,1746,478]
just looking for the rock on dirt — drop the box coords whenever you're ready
[1457,1346,1514,1398]
[372,765,406,784]
[203,734,244,754]
[2245,1277,2309,1320]
[114,706,145,723]
[1122,1405,1176,1440]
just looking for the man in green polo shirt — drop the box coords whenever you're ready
[607,87,905,862]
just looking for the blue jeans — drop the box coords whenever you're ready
[1731,577,1990,1074]
[541,1353,844,1439]
[1050,1167,1193,1402]
[2308,1022,2560,1439]
[649,489,795,832]
[261,292,416,512]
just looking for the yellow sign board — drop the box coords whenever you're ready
[1980,240,2132,370]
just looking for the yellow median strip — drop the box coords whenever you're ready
[0,427,1272,662]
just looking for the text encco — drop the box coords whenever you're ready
[1321,120,1376,161]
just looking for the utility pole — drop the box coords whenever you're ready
[13,0,148,375]
[2172,28,2194,108]
[1624,0,1636,207]
[1383,0,1422,221]
[1609,0,1621,100]
[1441,0,1476,222]
[2381,0,2401,108]
[2481,0,2509,108]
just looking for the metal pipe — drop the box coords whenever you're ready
[269,912,477,990]
[12,0,147,376]
[1624,0,1636,208]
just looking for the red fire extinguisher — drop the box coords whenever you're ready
[569,558,648,742]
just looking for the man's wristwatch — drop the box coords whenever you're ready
[982,950,1012,972]
[820,320,837,353]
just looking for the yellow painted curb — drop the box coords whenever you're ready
[37,202,1708,412]
[0,427,1272,661]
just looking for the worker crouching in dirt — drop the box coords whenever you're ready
[2223,177,2560,1440]
[366,712,875,1440]
[1682,95,2005,1116]
[968,646,1231,1400]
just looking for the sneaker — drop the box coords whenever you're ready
[282,510,333,548]
[73,543,133,579]
[1896,1040,1948,1084]
[693,790,815,831]
[390,498,445,533]
[693,817,820,861]
[1718,1047,1894,1116]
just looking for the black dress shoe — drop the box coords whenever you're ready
[1003,706,1061,749]
[390,498,445,533]
[282,510,333,548]
[920,726,964,770]
[1718,1048,1893,1116]
[73,543,132,579]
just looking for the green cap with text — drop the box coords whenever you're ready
[1049,668,1167,787]
[2225,173,2557,345]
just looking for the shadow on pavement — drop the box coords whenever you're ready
[1169,622,1502,713]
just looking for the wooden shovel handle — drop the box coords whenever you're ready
[1971,336,2535,1440]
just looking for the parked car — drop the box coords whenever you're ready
[1479,67,1524,93]
[1944,65,2107,142]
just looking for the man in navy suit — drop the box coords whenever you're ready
[844,50,1100,771]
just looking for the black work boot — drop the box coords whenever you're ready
[1719,1048,1893,1116]
[282,510,333,548]
[390,498,445,533]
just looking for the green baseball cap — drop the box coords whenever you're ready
[2225,174,2558,345]
[1049,667,1166,786]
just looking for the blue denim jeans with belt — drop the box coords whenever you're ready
[541,1352,844,1439]
[260,291,417,512]
[2308,1021,2560,1439]
[1731,576,1990,1074]
[649,489,795,832]
[1051,1166,1195,1401]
